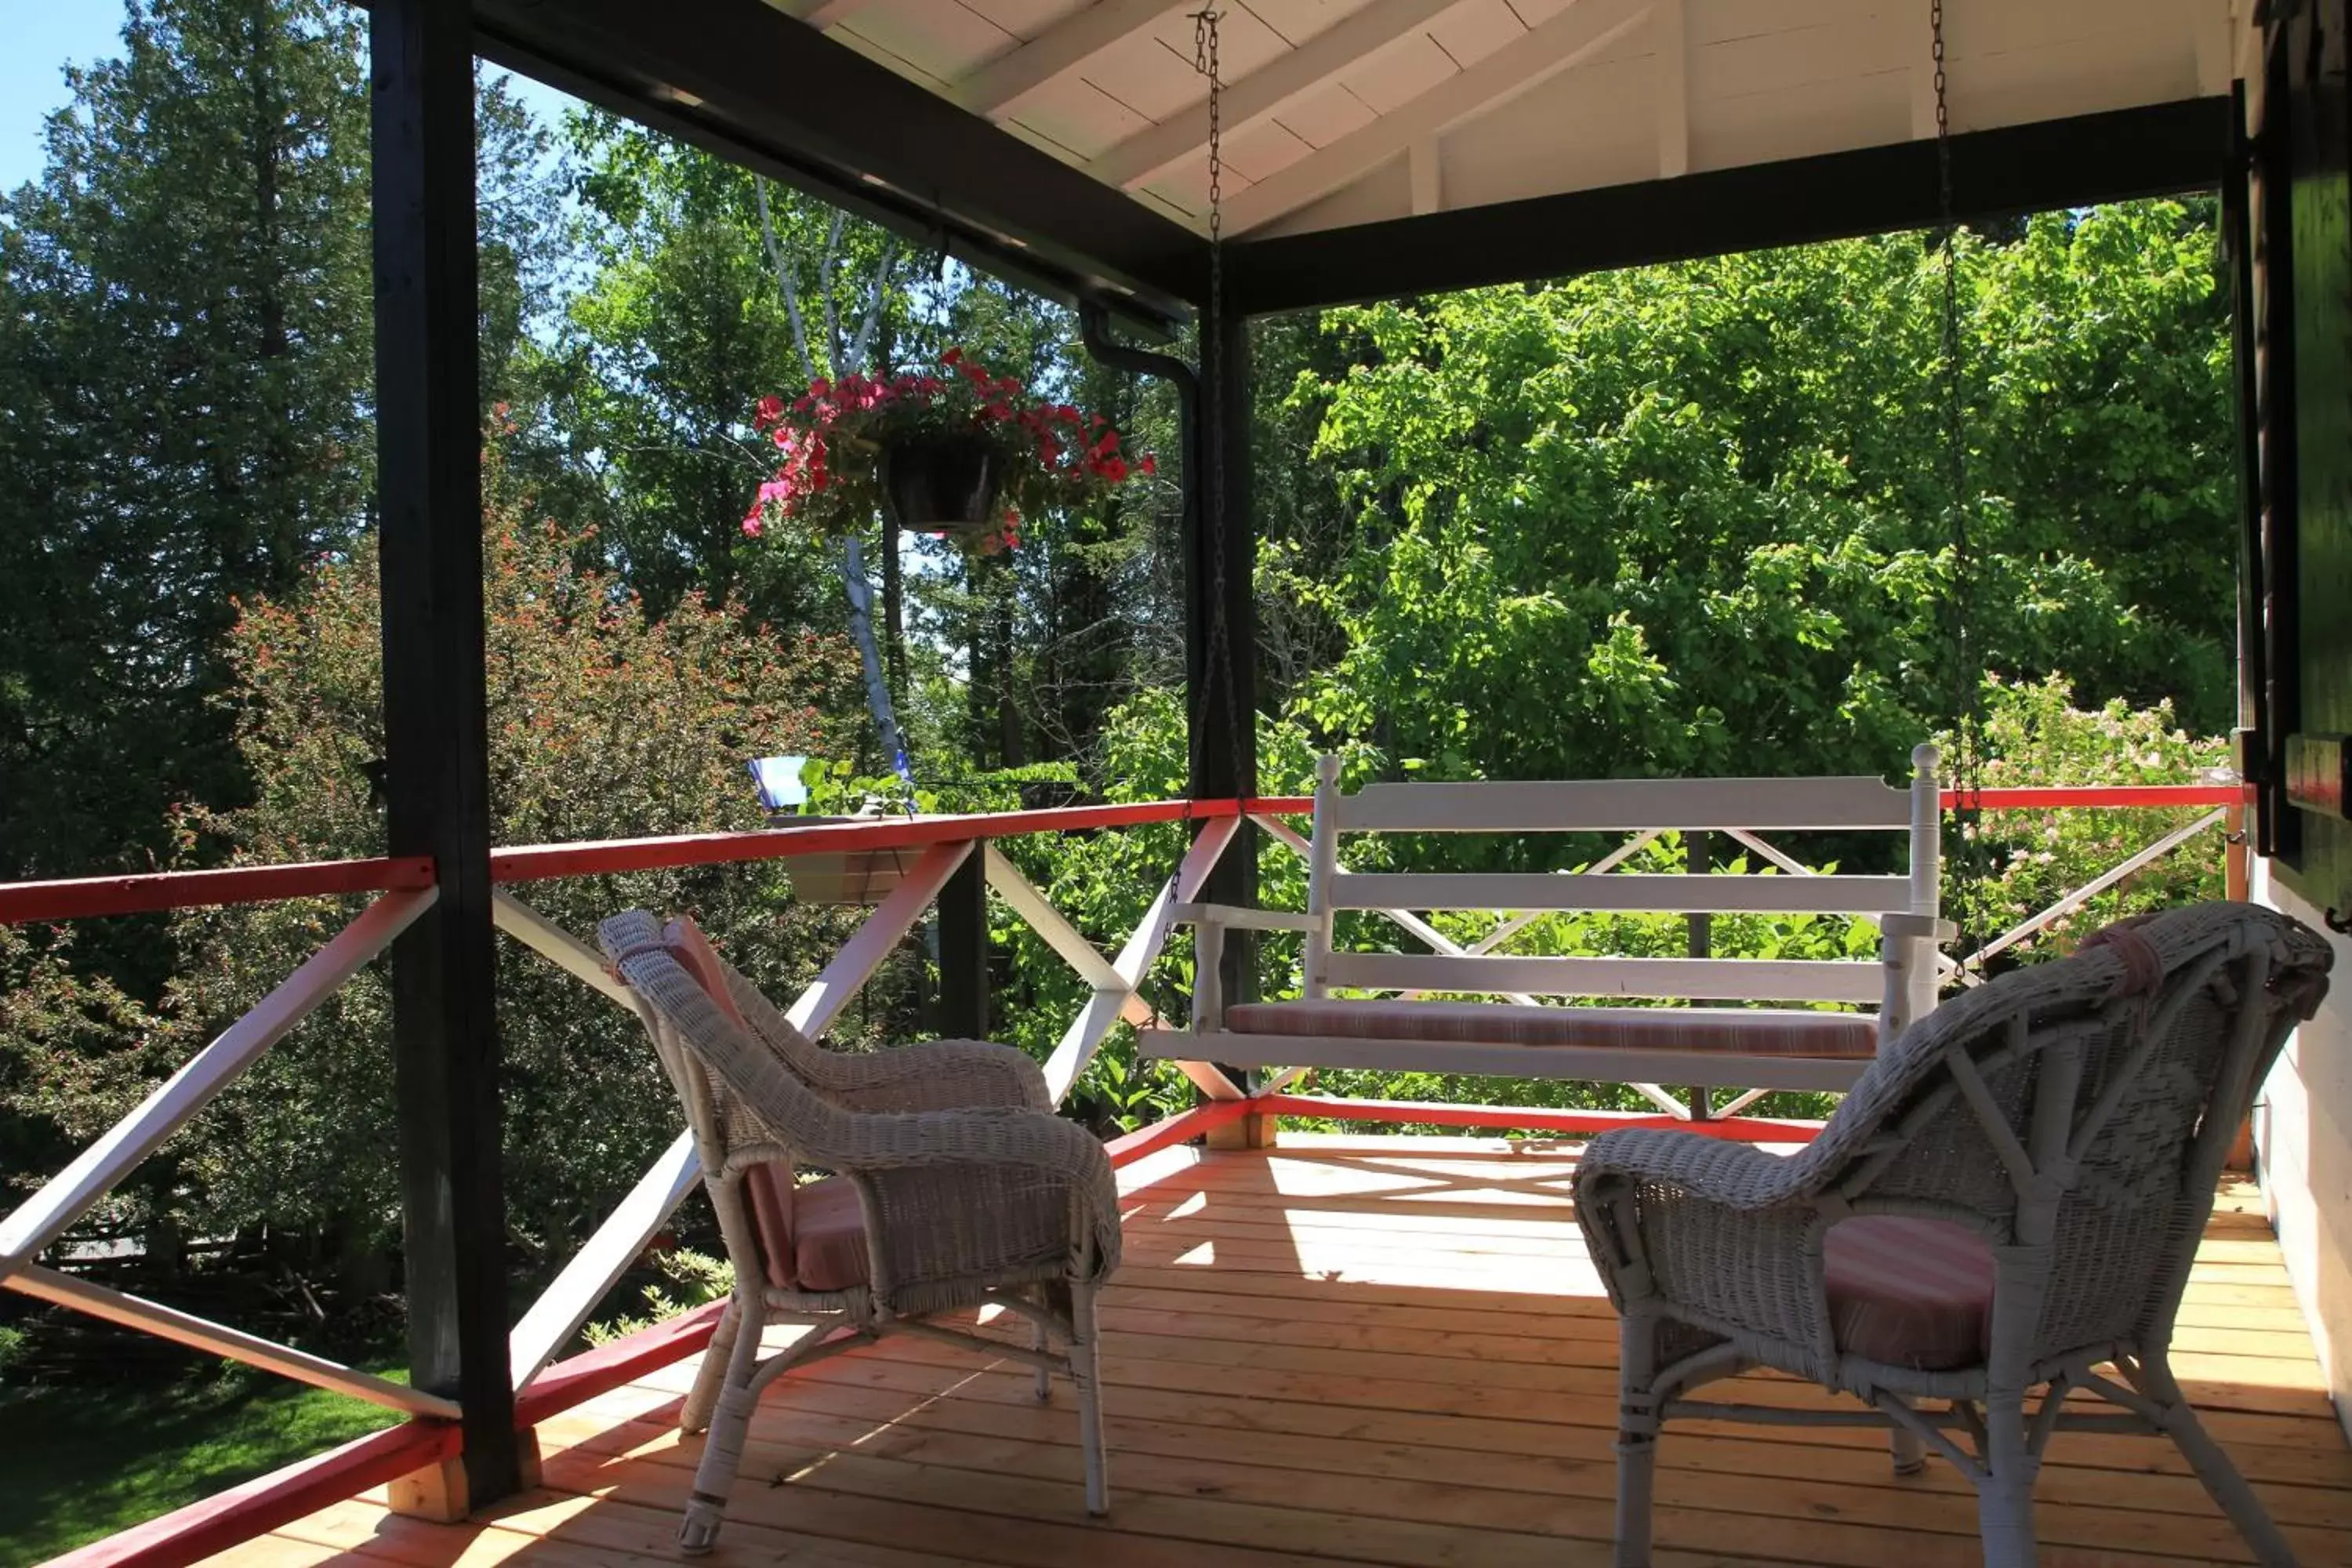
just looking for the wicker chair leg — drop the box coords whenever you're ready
[1889,1421,1926,1476]
[1071,1278,1110,1517]
[1033,1289,1054,1403]
[681,1299,740,1436]
[1973,1392,2041,1568]
[1613,1313,1661,1568]
[2140,1359,2298,1566]
[678,1296,765,1556]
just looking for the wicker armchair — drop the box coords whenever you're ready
[600,910,1122,1555]
[1575,902,2332,1568]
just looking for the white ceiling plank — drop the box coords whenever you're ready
[1428,0,1528,68]
[2190,0,2233,96]
[1907,1,1939,139]
[1408,136,1441,212]
[1088,0,1465,189]
[1655,0,1687,176]
[954,0,1189,118]
[798,0,887,27]
[1224,0,1654,234]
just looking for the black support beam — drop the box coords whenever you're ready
[1229,97,2236,314]
[470,0,1207,328]
[1193,302,1259,1011]
[935,851,989,1041]
[373,0,519,1504]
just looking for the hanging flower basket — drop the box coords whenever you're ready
[880,431,1005,543]
[741,349,1155,557]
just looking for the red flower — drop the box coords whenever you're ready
[1100,456,1128,483]
[1138,452,1157,476]
[754,394,784,427]
[942,347,964,366]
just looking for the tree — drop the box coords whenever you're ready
[1,441,858,1284]
[1289,202,2236,791]
[0,2,568,906]
[0,0,374,894]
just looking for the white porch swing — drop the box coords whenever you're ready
[1137,6,1991,1119]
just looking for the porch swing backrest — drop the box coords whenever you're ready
[1311,756,1938,1007]
[1149,747,1947,1096]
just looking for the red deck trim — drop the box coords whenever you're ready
[1104,1099,1252,1166]
[45,1417,458,1568]
[512,1298,729,1429]
[1254,1094,1824,1143]
[0,857,437,927]
[487,798,1243,884]
[1944,784,2239,810]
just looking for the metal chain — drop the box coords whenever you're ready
[1191,8,1248,811]
[1932,0,1987,971]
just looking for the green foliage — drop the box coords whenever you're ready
[1945,673,2230,963]
[0,0,374,893]
[583,1248,734,1346]
[1291,204,2234,790]
[2,444,860,1269]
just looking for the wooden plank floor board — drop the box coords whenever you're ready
[241,1137,2351,1566]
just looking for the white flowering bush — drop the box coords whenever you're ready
[1942,674,2230,968]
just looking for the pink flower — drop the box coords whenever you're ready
[742,514,764,538]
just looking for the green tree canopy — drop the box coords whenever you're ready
[1291,202,2234,786]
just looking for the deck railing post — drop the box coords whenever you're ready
[1685,828,1713,1121]
[1195,298,1260,1110]
[936,848,990,1039]
[372,0,521,1507]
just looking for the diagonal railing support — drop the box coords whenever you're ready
[10,1264,460,1420]
[0,887,436,1286]
[1045,815,1241,1105]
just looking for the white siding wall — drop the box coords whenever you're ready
[2255,862,2352,1444]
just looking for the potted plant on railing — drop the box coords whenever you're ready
[742,348,1154,555]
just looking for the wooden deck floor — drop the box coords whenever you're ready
[224,1134,2352,1567]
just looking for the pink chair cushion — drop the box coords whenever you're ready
[742,1171,868,1293]
[660,917,815,1287]
[663,916,752,1030]
[1823,1215,1994,1371]
[1222,1000,1878,1059]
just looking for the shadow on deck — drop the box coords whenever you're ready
[220,1134,2352,1567]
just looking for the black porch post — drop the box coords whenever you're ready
[1191,303,1259,1008]
[372,0,521,1505]
[935,851,989,1040]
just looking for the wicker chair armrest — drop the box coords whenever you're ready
[844,1109,1123,1296]
[1574,1129,1835,1362]
[1574,1129,1820,1213]
[822,1039,1051,1113]
[826,1103,1110,1181]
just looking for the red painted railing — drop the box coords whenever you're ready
[0,800,1247,925]
[0,785,2237,927]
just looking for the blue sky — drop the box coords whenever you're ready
[0,1,579,194]
[0,2,125,192]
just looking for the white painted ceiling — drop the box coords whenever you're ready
[780,0,2246,240]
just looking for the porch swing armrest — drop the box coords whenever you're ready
[1165,903,1323,933]
[1878,913,1958,942]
